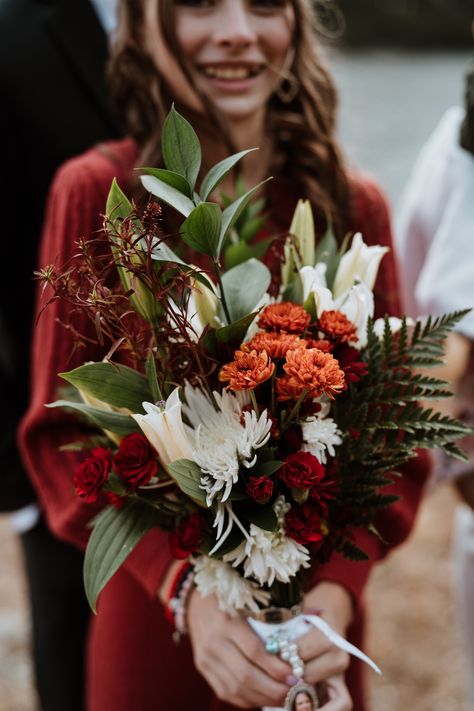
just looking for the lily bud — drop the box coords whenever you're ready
[132,388,195,468]
[78,389,131,446]
[289,199,315,268]
[332,233,388,300]
[191,277,218,330]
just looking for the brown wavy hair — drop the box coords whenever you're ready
[108,0,350,238]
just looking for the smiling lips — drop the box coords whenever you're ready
[200,64,263,81]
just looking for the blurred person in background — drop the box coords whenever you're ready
[0,0,121,708]
[395,52,474,706]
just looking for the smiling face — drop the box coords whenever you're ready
[294,691,314,711]
[146,0,295,123]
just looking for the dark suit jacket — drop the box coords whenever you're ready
[0,0,121,510]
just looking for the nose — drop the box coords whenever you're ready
[213,0,257,49]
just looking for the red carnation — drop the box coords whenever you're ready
[169,513,204,560]
[114,433,158,489]
[284,503,323,545]
[73,447,111,503]
[336,345,368,385]
[280,451,325,490]
[246,476,274,502]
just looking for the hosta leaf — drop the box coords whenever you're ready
[60,362,151,412]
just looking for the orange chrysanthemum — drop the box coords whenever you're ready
[304,338,333,353]
[277,347,345,401]
[244,332,307,359]
[219,349,275,391]
[318,310,357,343]
[258,302,311,334]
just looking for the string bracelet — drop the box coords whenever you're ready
[165,561,195,642]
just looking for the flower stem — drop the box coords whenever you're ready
[249,390,260,417]
[213,259,232,325]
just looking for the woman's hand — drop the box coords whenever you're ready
[187,589,292,708]
[298,581,354,710]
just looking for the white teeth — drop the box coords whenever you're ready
[203,66,253,80]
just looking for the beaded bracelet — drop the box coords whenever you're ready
[165,561,195,641]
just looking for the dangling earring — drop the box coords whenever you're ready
[276,72,300,104]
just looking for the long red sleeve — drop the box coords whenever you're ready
[19,140,175,599]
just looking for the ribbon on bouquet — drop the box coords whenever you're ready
[248,612,381,711]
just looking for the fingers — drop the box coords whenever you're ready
[297,629,349,684]
[230,619,292,683]
[198,637,289,708]
[319,675,353,711]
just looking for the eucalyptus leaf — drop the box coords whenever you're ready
[140,174,195,217]
[220,259,271,323]
[162,106,202,190]
[140,167,192,198]
[218,178,272,253]
[168,459,207,506]
[46,400,139,436]
[223,238,271,270]
[200,149,257,202]
[60,362,151,412]
[181,202,222,257]
[84,503,159,612]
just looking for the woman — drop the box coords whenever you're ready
[291,688,316,711]
[20,1,430,709]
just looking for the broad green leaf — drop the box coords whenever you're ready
[220,259,271,323]
[240,214,267,243]
[239,502,278,531]
[282,274,304,304]
[105,179,133,226]
[215,312,258,345]
[148,238,190,267]
[162,106,202,190]
[140,174,195,217]
[181,202,222,257]
[140,167,192,197]
[60,363,151,412]
[46,400,139,436]
[223,238,271,270]
[326,232,351,290]
[254,460,282,477]
[314,219,338,266]
[218,178,272,253]
[84,503,158,612]
[200,149,257,201]
[168,459,207,506]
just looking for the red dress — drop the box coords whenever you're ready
[19,139,430,711]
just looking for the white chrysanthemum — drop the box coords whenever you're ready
[302,415,342,464]
[183,384,272,505]
[223,497,310,587]
[193,556,271,615]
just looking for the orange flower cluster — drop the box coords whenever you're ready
[258,302,311,334]
[318,310,357,343]
[277,347,346,401]
[305,338,333,353]
[244,332,306,359]
[219,349,275,391]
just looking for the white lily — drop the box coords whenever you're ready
[338,282,375,349]
[332,233,389,300]
[132,388,195,467]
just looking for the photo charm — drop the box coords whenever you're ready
[284,681,319,710]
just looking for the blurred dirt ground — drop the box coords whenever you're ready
[0,483,469,711]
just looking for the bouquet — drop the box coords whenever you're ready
[41,108,470,709]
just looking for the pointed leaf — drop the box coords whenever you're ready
[167,459,207,506]
[200,149,257,201]
[220,259,271,323]
[140,174,195,217]
[60,363,151,412]
[46,400,139,436]
[162,106,202,190]
[146,354,163,402]
[223,238,271,270]
[106,178,133,225]
[84,503,158,612]
[181,202,222,257]
[218,178,272,253]
[140,167,192,197]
